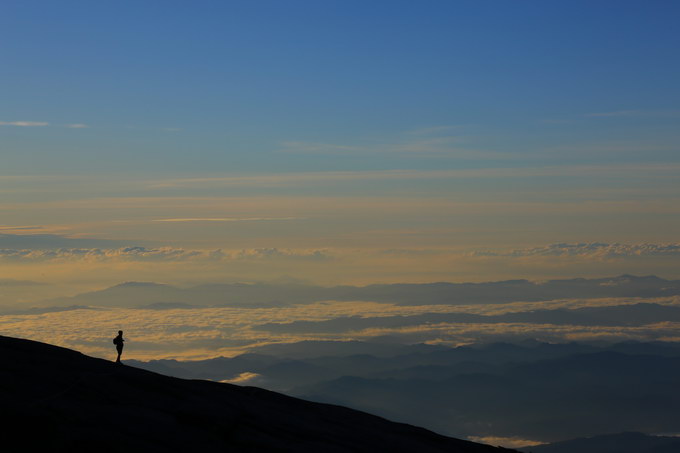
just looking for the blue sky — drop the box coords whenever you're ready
[1,1,679,287]
[3,0,679,173]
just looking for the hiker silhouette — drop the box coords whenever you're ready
[113,330,125,363]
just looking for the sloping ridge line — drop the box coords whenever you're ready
[0,335,514,453]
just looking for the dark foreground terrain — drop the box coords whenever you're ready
[0,335,514,453]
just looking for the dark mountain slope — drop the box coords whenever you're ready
[0,336,513,453]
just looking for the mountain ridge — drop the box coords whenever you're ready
[37,274,680,309]
[0,335,514,452]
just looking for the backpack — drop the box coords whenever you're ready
[113,337,120,345]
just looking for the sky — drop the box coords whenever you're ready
[2,0,680,293]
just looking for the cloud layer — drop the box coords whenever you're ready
[2,295,680,361]
[0,246,331,262]
[475,242,680,258]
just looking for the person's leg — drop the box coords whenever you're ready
[116,346,123,363]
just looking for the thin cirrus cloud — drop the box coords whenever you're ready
[152,217,300,222]
[0,121,49,127]
[144,167,582,190]
[278,137,506,158]
[1,163,676,193]
[280,125,476,155]
[0,121,89,128]
[0,226,45,231]
[585,109,680,118]
[405,125,468,135]
[104,163,670,202]
[145,170,467,189]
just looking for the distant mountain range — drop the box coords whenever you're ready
[254,302,680,333]
[41,274,680,308]
[0,335,513,452]
[9,274,680,450]
[130,340,680,444]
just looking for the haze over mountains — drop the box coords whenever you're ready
[128,340,680,446]
[41,274,680,308]
[2,274,680,361]
[7,332,679,452]
[3,274,680,449]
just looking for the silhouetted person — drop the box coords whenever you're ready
[113,330,125,363]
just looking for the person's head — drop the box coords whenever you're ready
[118,330,123,335]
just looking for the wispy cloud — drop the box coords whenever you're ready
[279,141,359,154]
[406,125,466,135]
[282,125,472,156]
[65,123,88,129]
[153,217,300,222]
[279,137,505,158]
[586,110,643,117]
[145,170,468,189]
[0,226,45,231]
[4,163,679,194]
[144,167,549,190]
[138,162,680,192]
[0,121,49,127]
[585,109,680,118]
[540,119,571,124]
